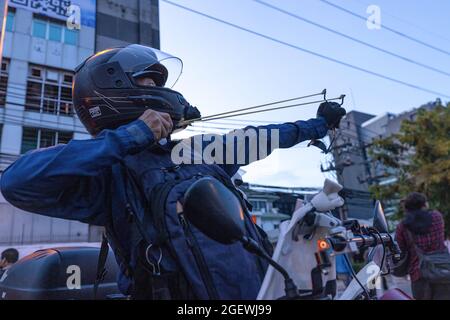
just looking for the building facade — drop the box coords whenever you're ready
[331,101,440,221]
[239,183,320,243]
[0,0,160,245]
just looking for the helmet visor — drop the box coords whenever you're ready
[109,44,183,88]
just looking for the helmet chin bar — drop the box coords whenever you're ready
[85,87,201,134]
[127,88,201,127]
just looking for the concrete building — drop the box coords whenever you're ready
[331,101,441,221]
[239,183,320,243]
[0,0,160,245]
[95,0,159,51]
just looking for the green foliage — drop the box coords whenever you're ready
[368,104,450,234]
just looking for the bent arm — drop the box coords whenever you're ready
[0,120,155,225]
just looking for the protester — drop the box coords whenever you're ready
[0,248,19,278]
[445,232,450,254]
[0,44,347,300]
[395,192,450,300]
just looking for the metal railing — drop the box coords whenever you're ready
[0,153,20,172]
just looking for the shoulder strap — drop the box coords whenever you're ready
[93,164,135,300]
[93,233,110,299]
[123,164,179,247]
[404,227,424,255]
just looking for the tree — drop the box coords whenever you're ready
[368,103,450,233]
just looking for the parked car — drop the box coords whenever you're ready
[0,247,121,300]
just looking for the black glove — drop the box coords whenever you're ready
[317,101,346,129]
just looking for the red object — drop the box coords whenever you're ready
[317,239,330,251]
[395,211,446,282]
[251,215,257,224]
[380,289,414,300]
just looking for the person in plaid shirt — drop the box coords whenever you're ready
[395,192,449,300]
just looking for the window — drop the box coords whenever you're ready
[250,200,267,212]
[21,127,73,154]
[64,28,78,45]
[43,83,59,113]
[6,11,15,32]
[63,74,73,83]
[31,17,79,46]
[39,129,56,148]
[0,60,9,107]
[31,67,42,78]
[58,131,73,144]
[49,24,62,42]
[26,81,42,112]
[21,128,38,154]
[32,19,47,39]
[25,65,74,116]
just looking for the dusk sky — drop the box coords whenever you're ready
[159,0,450,187]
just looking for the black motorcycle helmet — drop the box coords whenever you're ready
[73,44,201,136]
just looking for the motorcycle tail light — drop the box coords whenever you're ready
[317,239,330,251]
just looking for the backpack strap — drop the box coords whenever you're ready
[404,227,424,257]
[93,233,110,299]
[121,165,194,299]
[93,165,135,299]
[122,164,179,247]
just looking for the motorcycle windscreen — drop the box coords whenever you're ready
[108,44,183,88]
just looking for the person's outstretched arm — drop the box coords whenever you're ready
[176,101,345,177]
[219,117,329,176]
[0,110,171,225]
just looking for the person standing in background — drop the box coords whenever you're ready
[444,232,450,254]
[0,248,19,278]
[395,192,449,300]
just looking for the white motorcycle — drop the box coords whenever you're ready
[181,177,412,300]
[257,179,411,300]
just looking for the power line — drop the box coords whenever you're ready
[252,0,450,78]
[0,117,89,135]
[352,0,450,45]
[319,0,450,57]
[0,89,320,131]
[161,0,450,99]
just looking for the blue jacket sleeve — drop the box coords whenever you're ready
[218,117,328,176]
[0,120,155,226]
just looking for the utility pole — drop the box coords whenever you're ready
[0,0,8,68]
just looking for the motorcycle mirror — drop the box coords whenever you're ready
[323,178,343,195]
[372,200,388,233]
[183,177,246,245]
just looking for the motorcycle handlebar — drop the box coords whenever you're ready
[327,232,393,252]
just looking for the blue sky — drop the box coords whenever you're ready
[159,0,450,188]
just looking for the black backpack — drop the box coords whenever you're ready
[406,230,450,283]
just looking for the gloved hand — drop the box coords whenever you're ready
[317,101,347,129]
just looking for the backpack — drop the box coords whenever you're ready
[94,163,273,300]
[406,229,450,284]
